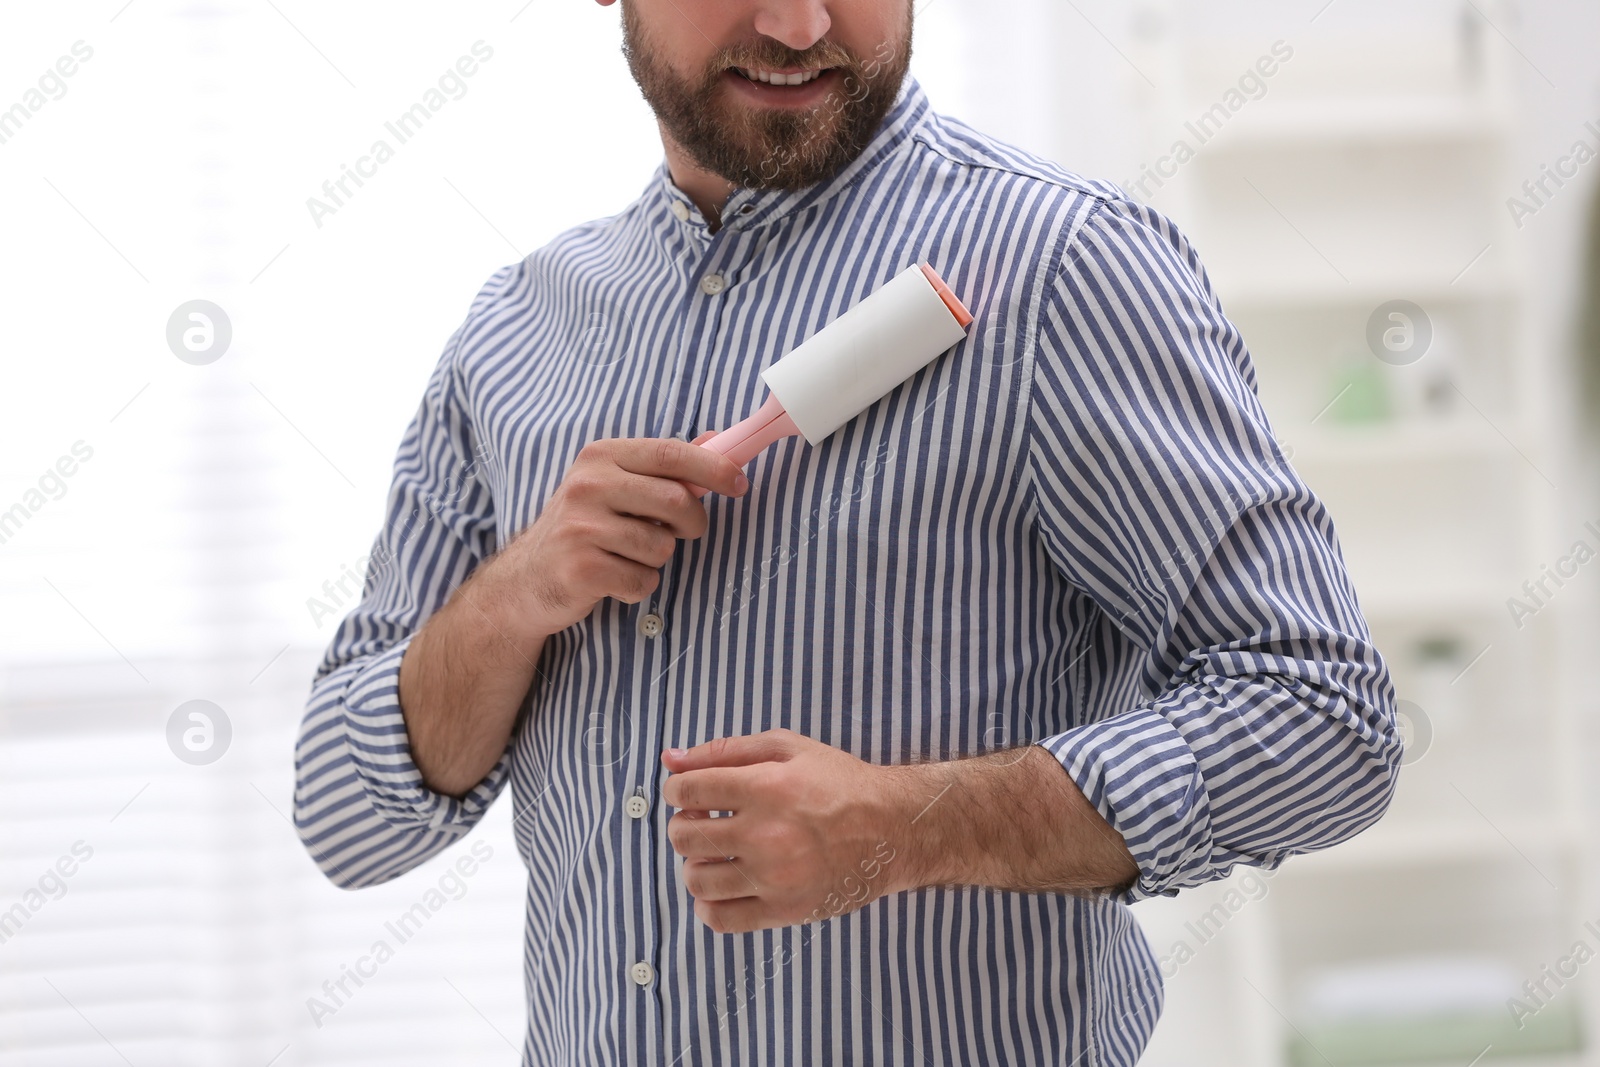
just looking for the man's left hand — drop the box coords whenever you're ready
[661,729,918,934]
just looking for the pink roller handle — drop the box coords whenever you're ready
[685,393,801,498]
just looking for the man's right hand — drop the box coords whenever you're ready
[479,435,749,646]
[399,433,747,798]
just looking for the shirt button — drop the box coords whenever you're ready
[625,794,649,819]
[699,273,726,296]
[631,961,655,986]
[639,612,665,638]
[670,200,689,221]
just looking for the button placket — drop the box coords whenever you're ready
[632,222,743,1022]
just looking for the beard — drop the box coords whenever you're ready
[620,1,912,191]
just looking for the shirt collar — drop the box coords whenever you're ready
[653,74,931,235]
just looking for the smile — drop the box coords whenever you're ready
[731,66,831,86]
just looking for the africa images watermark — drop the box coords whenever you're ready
[305,41,495,229]
[1505,518,1600,630]
[695,840,898,1043]
[306,441,494,627]
[1155,867,1275,979]
[1506,116,1600,230]
[1122,41,1295,203]
[0,841,95,946]
[306,839,495,1027]
[0,40,95,148]
[752,39,899,184]
[1507,916,1600,1031]
[708,436,897,634]
[0,440,95,548]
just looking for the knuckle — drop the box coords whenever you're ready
[625,568,658,603]
[563,471,598,500]
[565,516,601,546]
[651,480,692,519]
[570,551,602,584]
[764,766,798,804]
[652,438,679,472]
[635,523,673,563]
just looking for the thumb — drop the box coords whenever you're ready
[690,429,718,446]
[662,730,800,772]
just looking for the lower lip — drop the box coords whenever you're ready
[721,67,844,108]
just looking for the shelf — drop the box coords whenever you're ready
[1129,19,1585,1067]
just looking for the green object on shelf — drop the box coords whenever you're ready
[1287,1001,1583,1065]
[1325,357,1393,425]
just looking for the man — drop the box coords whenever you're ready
[293,0,1403,1063]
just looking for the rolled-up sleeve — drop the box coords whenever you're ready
[293,264,520,889]
[1027,199,1403,903]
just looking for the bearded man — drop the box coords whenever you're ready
[293,2,1402,1063]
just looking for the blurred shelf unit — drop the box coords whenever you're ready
[1125,5,1587,1066]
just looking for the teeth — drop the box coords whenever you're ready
[738,67,824,86]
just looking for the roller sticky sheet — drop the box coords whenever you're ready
[689,263,973,497]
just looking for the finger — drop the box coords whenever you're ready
[585,471,706,540]
[588,514,680,569]
[663,730,801,772]
[666,811,746,860]
[681,856,763,902]
[662,767,758,812]
[613,438,747,500]
[684,430,721,497]
[695,897,781,935]
[581,553,661,606]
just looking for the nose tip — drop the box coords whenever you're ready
[751,4,832,53]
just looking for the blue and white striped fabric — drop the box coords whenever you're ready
[294,76,1402,1066]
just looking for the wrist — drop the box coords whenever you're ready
[459,557,556,655]
[874,761,969,894]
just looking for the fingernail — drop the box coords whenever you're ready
[734,473,749,495]
[666,747,685,759]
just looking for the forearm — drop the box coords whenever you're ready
[886,745,1138,897]
[398,567,546,799]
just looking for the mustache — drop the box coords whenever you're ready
[709,37,858,74]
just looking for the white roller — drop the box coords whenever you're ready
[761,263,970,443]
[686,262,972,497]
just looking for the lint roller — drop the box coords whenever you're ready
[688,262,972,497]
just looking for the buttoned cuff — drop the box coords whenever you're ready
[341,636,511,833]
[1038,706,1218,904]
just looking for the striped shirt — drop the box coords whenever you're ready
[293,76,1402,1066]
